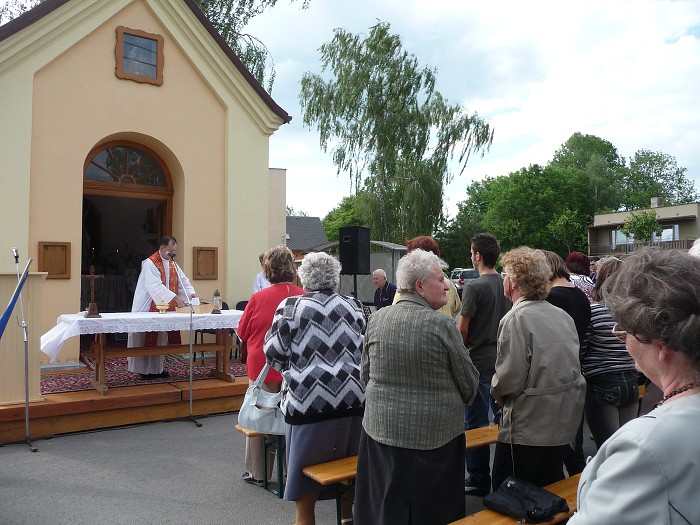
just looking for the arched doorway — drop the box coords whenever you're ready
[81,141,173,312]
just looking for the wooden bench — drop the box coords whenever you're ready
[302,425,500,525]
[234,423,285,498]
[449,473,581,525]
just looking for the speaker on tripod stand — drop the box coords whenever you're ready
[339,226,371,275]
[339,226,371,300]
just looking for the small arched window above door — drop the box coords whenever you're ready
[84,143,172,194]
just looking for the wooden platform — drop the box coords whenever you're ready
[0,375,248,444]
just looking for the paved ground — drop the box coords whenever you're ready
[0,412,594,524]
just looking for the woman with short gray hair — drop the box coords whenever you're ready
[264,252,365,525]
[354,249,479,524]
[569,248,700,524]
[295,250,341,292]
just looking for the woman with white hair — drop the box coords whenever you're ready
[264,252,366,525]
[354,249,479,525]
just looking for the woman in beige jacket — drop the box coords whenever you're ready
[491,247,585,491]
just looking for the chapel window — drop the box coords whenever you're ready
[84,144,169,189]
[115,26,164,86]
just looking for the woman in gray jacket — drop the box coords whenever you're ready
[354,249,479,525]
[569,248,700,524]
[492,247,585,490]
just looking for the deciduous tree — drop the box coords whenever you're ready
[620,210,662,246]
[300,21,493,241]
[321,195,365,241]
[622,149,698,210]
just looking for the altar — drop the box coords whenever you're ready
[41,310,243,395]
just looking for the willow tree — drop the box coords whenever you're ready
[194,0,309,91]
[299,21,493,241]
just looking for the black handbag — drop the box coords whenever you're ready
[483,476,569,523]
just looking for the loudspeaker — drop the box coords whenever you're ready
[339,226,371,275]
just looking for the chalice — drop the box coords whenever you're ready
[155,302,170,314]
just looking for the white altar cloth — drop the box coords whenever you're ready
[40,310,243,363]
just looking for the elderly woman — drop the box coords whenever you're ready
[583,257,639,449]
[492,247,585,490]
[569,248,700,524]
[264,252,366,525]
[392,235,462,318]
[354,249,479,525]
[236,245,305,486]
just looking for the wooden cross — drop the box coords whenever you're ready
[85,265,103,318]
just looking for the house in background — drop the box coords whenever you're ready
[588,199,699,257]
[0,0,290,402]
[285,216,329,260]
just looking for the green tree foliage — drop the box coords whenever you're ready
[409,132,696,268]
[435,197,486,269]
[622,149,698,210]
[478,164,590,254]
[321,195,366,241]
[299,21,493,241]
[549,132,625,214]
[620,210,662,246]
[194,0,308,92]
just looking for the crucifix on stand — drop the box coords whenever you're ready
[85,265,102,318]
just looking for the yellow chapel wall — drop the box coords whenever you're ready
[23,0,274,363]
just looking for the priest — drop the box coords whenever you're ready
[127,236,198,379]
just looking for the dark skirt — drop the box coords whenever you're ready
[354,429,466,525]
[284,415,362,501]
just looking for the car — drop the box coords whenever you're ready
[449,268,464,288]
[451,268,480,295]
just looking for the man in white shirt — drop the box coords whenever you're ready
[127,236,197,379]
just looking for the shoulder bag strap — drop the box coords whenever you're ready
[253,362,272,388]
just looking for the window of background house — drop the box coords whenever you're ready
[115,26,164,86]
[611,229,633,247]
[652,224,679,244]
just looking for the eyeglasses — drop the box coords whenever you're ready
[611,323,627,343]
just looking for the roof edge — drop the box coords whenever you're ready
[0,0,291,124]
[181,0,290,124]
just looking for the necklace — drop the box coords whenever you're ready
[655,383,698,407]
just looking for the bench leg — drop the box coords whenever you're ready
[334,483,354,525]
[276,435,285,499]
[261,435,285,499]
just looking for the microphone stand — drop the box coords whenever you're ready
[170,255,201,428]
[13,250,37,452]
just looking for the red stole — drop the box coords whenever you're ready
[144,251,181,347]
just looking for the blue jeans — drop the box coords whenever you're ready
[464,372,499,487]
[585,370,639,449]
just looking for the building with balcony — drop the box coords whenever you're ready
[588,200,699,257]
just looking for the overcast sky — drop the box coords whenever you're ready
[245,0,700,220]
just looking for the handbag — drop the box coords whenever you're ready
[483,476,569,523]
[238,363,286,435]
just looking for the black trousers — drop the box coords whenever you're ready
[492,441,568,491]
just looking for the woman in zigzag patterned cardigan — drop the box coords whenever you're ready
[265,251,366,525]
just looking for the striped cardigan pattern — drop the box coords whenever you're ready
[264,290,366,425]
[582,302,637,378]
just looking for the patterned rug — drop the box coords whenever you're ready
[40,355,247,394]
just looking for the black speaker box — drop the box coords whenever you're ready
[339,226,371,275]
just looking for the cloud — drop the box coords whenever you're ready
[248,0,700,219]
